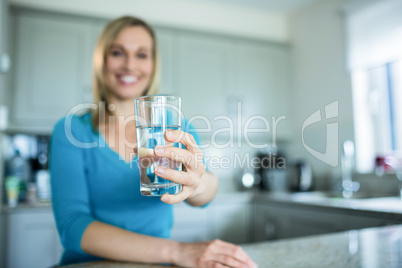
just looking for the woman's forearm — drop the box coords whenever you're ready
[81,221,179,264]
[186,171,218,207]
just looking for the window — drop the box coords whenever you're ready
[351,61,402,172]
[344,0,402,173]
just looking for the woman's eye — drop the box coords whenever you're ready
[138,53,148,59]
[111,50,123,57]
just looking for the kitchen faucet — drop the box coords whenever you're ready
[341,140,360,198]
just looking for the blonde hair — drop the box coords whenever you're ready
[91,16,160,130]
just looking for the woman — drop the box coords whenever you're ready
[50,16,256,267]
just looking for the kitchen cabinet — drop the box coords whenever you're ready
[253,201,402,242]
[277,205,346,239]
[253,203,345,241]
[253,203,285,241]
[252,203,341,241]
[82,19,108,103]
[176,32,234,134]
[171,199,252,244]
[171,204,213,242]
[8,8,292,138]
[253,203,344,241]
[344,214,401,230]
[154,27,178,95]
[210,202,251,244]
[232,41,292,143]
[7,10,181,132]
[9,9,97,131]
[176,32,292,142]
[4,208,63,268]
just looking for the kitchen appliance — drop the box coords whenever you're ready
[237,166,261,191]
[288,160,313,192]
[255,149,288,191]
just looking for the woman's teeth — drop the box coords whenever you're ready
[121,75,137,83]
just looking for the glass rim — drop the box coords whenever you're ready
[134,94,180,103]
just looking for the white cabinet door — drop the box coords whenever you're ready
[171,204,212,242]
[232,42,292,142]
[171,201,251,244]
[81,19,108,103]
[175,32,291,142]
[176,33,234,134]
[154,28,177,95]
[210,203,251,244]
[11,11,93,130]
[6,210,62,268]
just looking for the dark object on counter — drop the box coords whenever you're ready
[255,150,287,191]
[288,160,313,191]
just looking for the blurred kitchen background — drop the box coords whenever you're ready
[1,0,402,267]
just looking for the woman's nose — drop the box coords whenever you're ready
[124,56,136,71]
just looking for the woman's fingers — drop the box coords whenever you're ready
[160,185,193,204]
[154,146,193,166]
[155,166,190,185]
[138,147,154,157]
[203,261,228,268]
[154,145,205,173]
[165,130,202,154]
[210,255,247,268]
[208,240,254,266]
[203,240,257,268]
[176,240,257,268]
[137,148,160,168]
[155,146,205,173]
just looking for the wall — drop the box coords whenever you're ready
[0,1,6,266]
[9,0,289,42]
[0,0,6,105]
[288,0,354,187]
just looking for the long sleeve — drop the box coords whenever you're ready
[50,116,95,254]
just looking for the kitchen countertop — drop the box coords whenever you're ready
[250,191,402,220]
[1,200,52,213]
[4,190,402,220]
[61,224,402,268]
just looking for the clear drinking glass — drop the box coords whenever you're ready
[134,95,182,196]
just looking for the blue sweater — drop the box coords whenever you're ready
[50,113,201,265]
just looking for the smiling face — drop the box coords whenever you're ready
[105,26,154,100]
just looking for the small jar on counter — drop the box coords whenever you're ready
[26,182,38,205]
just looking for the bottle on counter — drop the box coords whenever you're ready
[5,176,20,207]
[35,136,51,201]
[5,149,32,203]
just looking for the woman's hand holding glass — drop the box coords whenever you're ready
[135,129,257,267]
[152,129,206,204]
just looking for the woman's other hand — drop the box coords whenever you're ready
[173,239,257,268]
[153,129,211,204]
